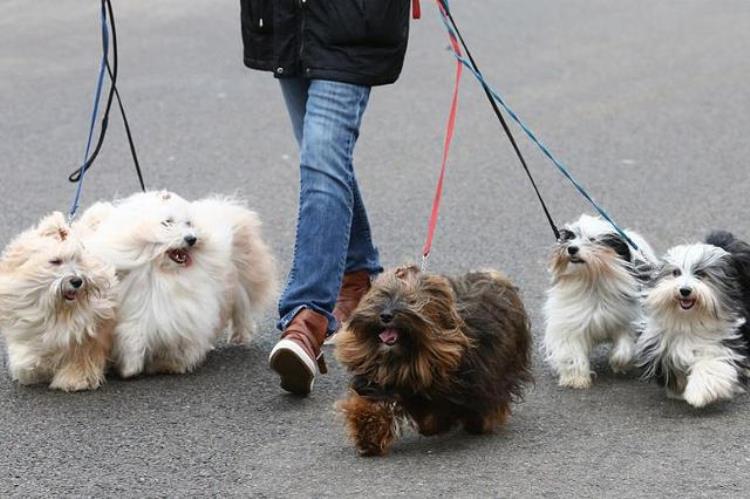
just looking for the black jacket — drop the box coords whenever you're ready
[240,0,411,86]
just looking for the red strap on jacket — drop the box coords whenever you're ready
[412,0,421,19]
[421,1,462,262]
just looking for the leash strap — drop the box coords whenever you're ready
[68,0,146,193]
[69,1,109,219]
[420,0,463,268]
[437,1,640,251]
[105,58,145,191]
[437,0,558,241]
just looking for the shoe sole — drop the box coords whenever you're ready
[268,340,316,395]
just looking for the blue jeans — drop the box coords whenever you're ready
[277,78,383,334]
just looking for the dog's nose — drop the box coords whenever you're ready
[679,287,692,297]
[380,312,394,324]
[567,246,579,256]
[184,235,197,247]
[70,277,83,289]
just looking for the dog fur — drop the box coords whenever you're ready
[80,191,276,378]
[637,231,750,407]
[0,213,116,391]
[335,266,532,456]
[543,214,658,389]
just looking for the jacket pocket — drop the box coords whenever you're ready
[243,0,273,34]
[319,0,409,47]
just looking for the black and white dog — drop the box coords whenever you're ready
[544,214,658,389]
[637,231,750,407]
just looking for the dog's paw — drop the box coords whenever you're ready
[558,372,592,390]
[146,358,191,375]
[682,384,713,408]
[50,374,100,392]
[229,323,255,345]
[118,363,143,379]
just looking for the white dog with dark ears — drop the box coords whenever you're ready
[0,212,117,391]
[543,214,658,389]
[80,191,276,378]
[637,231,750,408]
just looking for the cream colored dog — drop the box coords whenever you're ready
[0,213,116,391]
[81,191,276,378]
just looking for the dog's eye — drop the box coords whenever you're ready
[558,230,575,242]
[185,221,193,228]
[162,218,174,227]
[672,269,682,277]
[49,258,62,266]
[694,269,706,278]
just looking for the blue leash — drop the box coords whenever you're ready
[69,2,109,220]
[437,1,640,251]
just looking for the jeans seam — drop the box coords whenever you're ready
[278,186,304,320]
[329,88,370,328]
[333,91,364,302]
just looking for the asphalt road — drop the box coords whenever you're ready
[2,1,750,497]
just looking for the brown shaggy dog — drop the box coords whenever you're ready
[335,266,532,456]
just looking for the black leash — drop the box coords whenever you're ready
[69,0,145,192]
[437,0,559,240]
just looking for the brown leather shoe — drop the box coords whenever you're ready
[268,309,329,395]
[333,270,372,327]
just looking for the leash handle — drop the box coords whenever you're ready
[421,0,462,262]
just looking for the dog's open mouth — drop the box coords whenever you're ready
[378,328,400,346]
[568,256,584,264]
[167,249,192,266]
[679,298,696,310]
[62,290,78,301]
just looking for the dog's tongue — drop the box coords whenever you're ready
[379,328,399,345]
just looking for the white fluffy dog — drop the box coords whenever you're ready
[543,214,658,389]
[637,232,750,407]
[0,212,116,391]
[80,191,275,378]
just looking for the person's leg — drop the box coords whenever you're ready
[279,76,381,331]
[271,79,371,394]
[345,178,382,275]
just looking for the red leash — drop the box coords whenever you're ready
[421,0,462,268]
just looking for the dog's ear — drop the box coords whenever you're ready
[646,261,669,285]
[601,234,631,262]
[0,213,67,272]
[394,265,420,280]
[36,212,70,241]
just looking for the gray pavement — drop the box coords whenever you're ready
[2,0,750,496]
